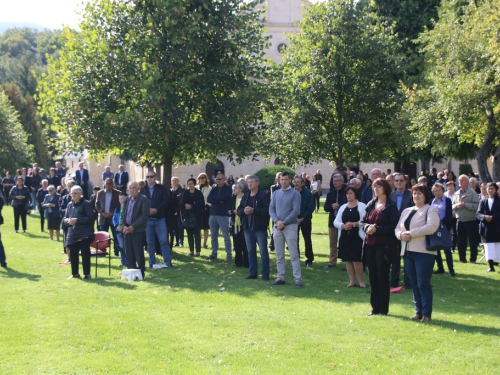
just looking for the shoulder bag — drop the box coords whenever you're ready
[425,208,453,250]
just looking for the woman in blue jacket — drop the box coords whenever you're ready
[431,183,455,276]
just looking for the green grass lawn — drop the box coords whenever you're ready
[1,204,499,374]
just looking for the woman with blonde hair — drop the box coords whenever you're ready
[196,173,212,248]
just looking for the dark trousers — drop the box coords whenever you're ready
[450,217,458,250]
[176,214,184,245]
[269,221,275,251]
[435,247,454,273]
[390,243,411,287]
[313,192,320,211]
[365,244,391,315]
[39,207,45,231]
[98,218,121,254]
[457,220,479,262]
[13,207,27,231]
[125,231,146,277]
[297,221,314,262]
[186,227,201,254]
[233,229,249,268]
[0,231,6,266]
[68,237,92,276]
[168,213,179,247]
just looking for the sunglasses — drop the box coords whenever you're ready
[215,178,225,181]
[146,176,155,179]
[373,185,383,189]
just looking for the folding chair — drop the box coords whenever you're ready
[89,231,113,278]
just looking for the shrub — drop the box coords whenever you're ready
[254,165,297,191]
[459,164,473,177]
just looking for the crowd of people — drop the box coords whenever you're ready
[1,162,499,322]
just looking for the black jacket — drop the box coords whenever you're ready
[64,199,95,245]
[361,198,400,263]
[237,190,270,231]
[180,189,205,227]
[324,184,347,227]
[9,186,31,208]
[207,184,232,216]
[140,184,169,219]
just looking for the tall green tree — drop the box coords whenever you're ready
[1,83,50,167]
[39,0,269,187]
[0,90,35,171]
[406,0,500,181]
[262,0,403,167]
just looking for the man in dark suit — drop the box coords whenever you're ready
[55,161,66,179]
[140,171,173,268]
[74,162,90,200]
[324,173,347,267]
[114,164,129,193]
[96,178,122,256]
[389,173,414,290]
[118,181,150,278]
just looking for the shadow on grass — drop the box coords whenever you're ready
[2,267,41,281]
[87,277,138,290]
[390,314,500,336]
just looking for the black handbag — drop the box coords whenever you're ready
[425,208,453,250]
[182,214,198,229]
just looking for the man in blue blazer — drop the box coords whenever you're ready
[389,173,414,289]
[74,162,90,200]
[114,164,129,193]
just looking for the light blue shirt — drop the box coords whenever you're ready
[431,197,446,221]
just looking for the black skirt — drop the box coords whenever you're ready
[338,207,363,262]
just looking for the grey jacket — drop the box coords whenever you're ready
[269,186,301,225]
[119,193,150,232]
[452,187,479,222]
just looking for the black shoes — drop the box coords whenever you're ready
[433,269,445,274]
[271,279,285,286]
[261,276,270,281]
[305,261,313,267]
[244,275,257,279]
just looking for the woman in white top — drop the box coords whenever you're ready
[311,174,320,213]
[334,186,367,287]
[196,173,212,248]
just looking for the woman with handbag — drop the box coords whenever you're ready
[431,183,455,276]
[9,176,31,233]
[395,184,440,322]
[477,182,500,272]
[334,186,366,287]
[196,173,212,249]
[229,180,249,268]
[43,185,61,241]
[362,178,400,316]
[180,178,205,256]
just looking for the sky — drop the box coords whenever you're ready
[0,0,88,30]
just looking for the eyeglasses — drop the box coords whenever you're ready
[215,178,225,181]
[373,185,383,189]
[394,179,404,183]
[146,176,155,179]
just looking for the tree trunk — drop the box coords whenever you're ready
[492,143,500,182]
[162,155,173,189]
[477,107,497,182]
[154,163,162,184]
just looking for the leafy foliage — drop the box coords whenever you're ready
[0,90,35,171]
[262,0,404,167]
[254,165,296,191]
[39,0,269,186]
[405,0,500,181]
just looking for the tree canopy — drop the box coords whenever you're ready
[405,0,500,181]
[39,0,269,186]
[262,0,404,167]
[0,90,35,171]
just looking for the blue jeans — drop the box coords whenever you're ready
[146,218,172,265]
[404,252,436,318]
[98,218,121,254]
[244,228,269,277]
[116,232,127,266]
[209,215,232,258]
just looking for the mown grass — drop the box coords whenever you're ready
[1,204,499,374]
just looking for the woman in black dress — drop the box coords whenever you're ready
[229,180,249,268]
[477,182,500,272]
[361,178,400,316]
[9,176,31,233]
[334,187,367,287]
[180,178,205,256]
